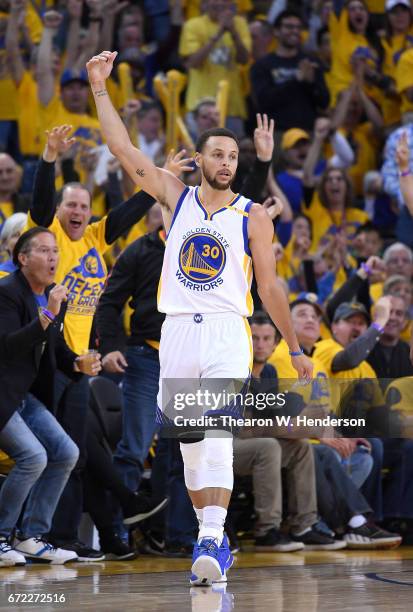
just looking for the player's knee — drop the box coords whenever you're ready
[179,439,206,472]
[204,436,233,471]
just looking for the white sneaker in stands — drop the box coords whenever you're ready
[14,537,78,564]
[0,539,26,566]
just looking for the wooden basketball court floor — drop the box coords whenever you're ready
[1,548,413,611]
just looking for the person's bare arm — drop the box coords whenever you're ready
[63,0,82,69]
[248,204,313,380]
[37,11,63,107]
[396,131,413,215]
[5,0,26,86]
[86,51,185,208]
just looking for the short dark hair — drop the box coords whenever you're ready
[355,221,381,237]
[137,100,163,120]
[13,226,54,267]
[249,311,280,341]
[273,9,303,29]
[195,127,239,153]
[55,182,91,208]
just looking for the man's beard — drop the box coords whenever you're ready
[203,167,234,191]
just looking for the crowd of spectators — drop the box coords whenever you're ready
[2,0,413,564]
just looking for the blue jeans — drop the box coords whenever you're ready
[361,438,383,522]
[114,345,160,492]
[0,397,78,539]
[331,447,373,489]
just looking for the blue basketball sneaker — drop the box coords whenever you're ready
[190,534,234,586]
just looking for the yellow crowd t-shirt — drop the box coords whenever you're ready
[268,339,331,411]
[313,337,383,412]
[306,195,369,252]
[27,212,109,354]
[179,14,251,117]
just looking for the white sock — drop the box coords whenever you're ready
[194,507,203,527]
[198,505,226,545]
[348,515,367,529]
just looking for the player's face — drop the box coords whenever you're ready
[251,323,278,364]
[291,304,321,346]
[19,233,59,288]
[198,136,239,191]
[56,186,92,241]
[332,313,368,346]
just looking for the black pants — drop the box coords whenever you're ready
[49,373,90,541]
[83,409,135,535]
[313,445,372,531]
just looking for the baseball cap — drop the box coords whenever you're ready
[385,0,411,11]
[60,68,89,88]
[332,302,371,324]
[290,292,323,316]
[281,128,310,151]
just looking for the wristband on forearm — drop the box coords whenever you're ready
[289,348,304,356]
[41,308,55,323]
[399,169,411,177]
[371,321,384,333]
[360,262,372,276]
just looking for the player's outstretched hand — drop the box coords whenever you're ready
[87,50,118,84]
[164,149,194,177]
[291,353,313,383]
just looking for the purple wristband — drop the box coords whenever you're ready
[372,321,384,333]
[289,349,304,357]
[41,308,55,322]
[399,170,411,177]
[360,262,372,276]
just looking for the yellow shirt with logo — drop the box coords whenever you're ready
[268,339,331,411]
[313,337,383,412]
[179,14,251,117]
[27,212,109,354]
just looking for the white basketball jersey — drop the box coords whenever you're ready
[158,186,254,316]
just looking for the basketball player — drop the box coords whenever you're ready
[86,50,313,586]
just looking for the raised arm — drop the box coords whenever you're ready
[86,51,185,209]
[30,125,76,227]
[396,131,413,215]
[63,0,82,70]
[5,0,26,86]
[248,204,313,381]
[37,11,63,107]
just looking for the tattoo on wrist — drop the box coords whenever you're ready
[94,89,107,97]
[136,168,146,177]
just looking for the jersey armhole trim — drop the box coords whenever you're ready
[166,186,190,239]
[243,200,253,256]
